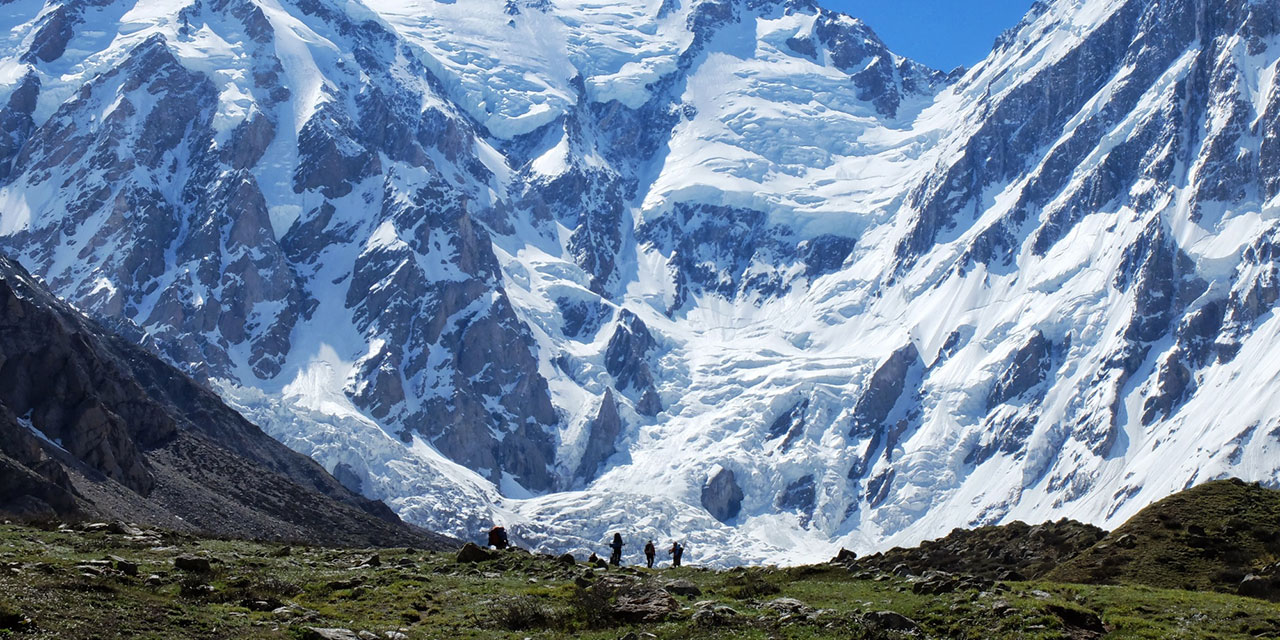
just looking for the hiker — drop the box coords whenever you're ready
[487,525,509,550]
[644,540,656,568]
[609,532,624,566]
[669,541,684,568]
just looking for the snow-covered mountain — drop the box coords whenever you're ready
[0,0,1277,565]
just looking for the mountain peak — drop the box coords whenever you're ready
[0,0,1277,565]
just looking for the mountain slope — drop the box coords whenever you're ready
[0,253,449,548]
[1048,478,1280,594]
[0,0,1276,564]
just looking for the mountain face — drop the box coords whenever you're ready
[0,254,448,548]
[0,0,1276,564]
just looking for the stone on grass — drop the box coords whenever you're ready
[456,543,494,563]
[611,587,679,623]
[864,611,920,633]
[762,597,810,615]
[691,601,738,627]
[109,555,138,576]
[301,627,360,640]
[174,556,211,573]
[663,579,702,596]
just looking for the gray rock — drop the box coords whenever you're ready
[763,597,810,615]
[849,342,921,440]
[611,586,679,623]
[701,466,744,523]
[604,310,663,417]
[986,331,1052,410]
[456,543,494,563]
[574,389,624,484]
[691,601,738,627]
[109,555,138,577]
[108,521,142,536]
[776,475,816,522]
[174,556,211,573]
[301,628,360,640]
[864,610,920,633]
[663,579,701,596]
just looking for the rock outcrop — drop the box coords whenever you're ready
[701,466,744,523]
[574,390,624,485]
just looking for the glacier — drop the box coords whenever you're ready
[0,0,1278,566]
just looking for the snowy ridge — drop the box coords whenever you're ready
[0,0,1279,566]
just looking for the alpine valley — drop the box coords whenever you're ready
[0,0,1277,565]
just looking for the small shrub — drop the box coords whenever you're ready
[492,595,551,630]
[223,574,301,609]
[569,584,614,629]
[723,572,781,600]
[0,598,29,630]
[178,575,214,599]
[1213,567,1247,584]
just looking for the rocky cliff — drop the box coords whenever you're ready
[0,254,448,548]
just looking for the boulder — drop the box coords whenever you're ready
[663,579,702,597]
[1238,573,1276,599]
[1047,604,1107,638]
[456,543,495,563]
[174,556,211,573]
[701,466,744,523]
[108,521,142,536]
[864,611,920,633]
[301,628,360,640]
[832,548,858,564]
[762,597,810,615]
[913,571,970,595]
[108,555,139,577]
[612,587,679,623]
[691,601,738,627]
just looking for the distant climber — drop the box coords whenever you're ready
[644,540,656,568]
[669,541,684,568]
[488,525,509,550]
[609,532,624,566]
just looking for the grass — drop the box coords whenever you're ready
[1049,479,1280,592]
[1,520,1279,639]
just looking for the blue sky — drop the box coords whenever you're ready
[820,1,1036,71]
